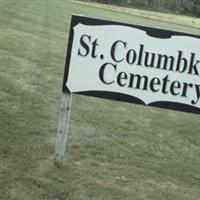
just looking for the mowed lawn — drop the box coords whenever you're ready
[0,0,200,200]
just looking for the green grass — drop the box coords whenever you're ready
[0,0,200,199]
[72,0,200,30]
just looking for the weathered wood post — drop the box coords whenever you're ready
[54,93,72,165]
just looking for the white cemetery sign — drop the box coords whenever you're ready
[55,15,200,164]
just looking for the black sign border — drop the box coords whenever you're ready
[63,15,200,114]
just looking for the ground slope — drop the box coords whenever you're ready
[0,1,200,200]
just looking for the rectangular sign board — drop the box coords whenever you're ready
[63,15,200,114]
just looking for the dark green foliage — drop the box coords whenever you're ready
[83,0,200,17]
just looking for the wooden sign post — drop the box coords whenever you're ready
[54,93,72,165]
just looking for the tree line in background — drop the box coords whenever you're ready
[81,0,200,17]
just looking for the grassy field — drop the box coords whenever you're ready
[0,0,200,199]
[72,0,200,29]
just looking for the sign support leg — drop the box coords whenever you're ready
[54,93,72,165]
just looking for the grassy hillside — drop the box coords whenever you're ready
[72,0,200,29]
[0,0,200,200]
